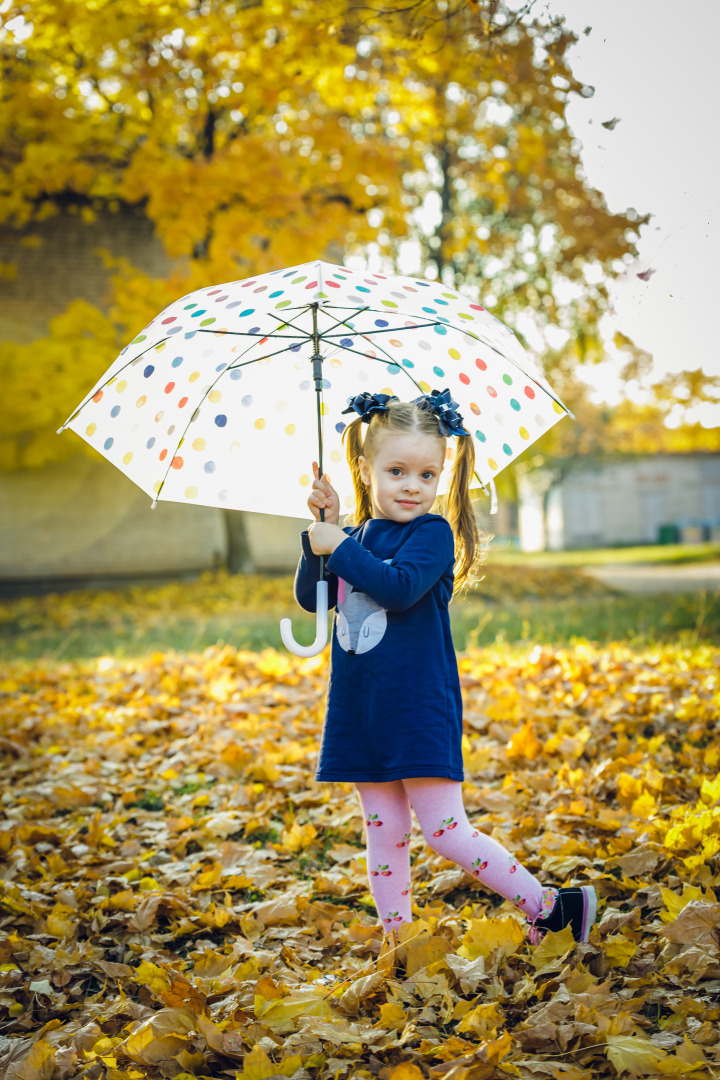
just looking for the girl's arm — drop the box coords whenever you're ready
[326,517,454,613]
[293,530,340,612]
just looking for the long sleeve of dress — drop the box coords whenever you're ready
[293,530,340,612]
[326,516,454,613]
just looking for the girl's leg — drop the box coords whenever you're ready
[356,781,414,931]
[403,777,549,921]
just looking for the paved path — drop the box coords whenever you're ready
[582,562,720,594]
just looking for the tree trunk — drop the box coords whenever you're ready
[224,510,254,574]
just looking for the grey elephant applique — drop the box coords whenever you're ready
[336,570,390,654]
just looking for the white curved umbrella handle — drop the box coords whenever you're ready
[280,581,329,657]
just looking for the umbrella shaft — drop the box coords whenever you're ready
[310,302,326,580]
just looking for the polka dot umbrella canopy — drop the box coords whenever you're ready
[60,258,571,523]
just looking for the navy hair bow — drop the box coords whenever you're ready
[413,388,469,437]
[342,392,398,422]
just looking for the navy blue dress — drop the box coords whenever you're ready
[293,514,464,783]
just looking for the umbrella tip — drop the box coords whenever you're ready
[151,498,158,510]
[56,425,65,434]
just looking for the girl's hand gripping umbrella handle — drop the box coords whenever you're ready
[280,580,328,657]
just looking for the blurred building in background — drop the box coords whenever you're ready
[519,453,720,551]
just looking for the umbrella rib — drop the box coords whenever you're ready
[224,342,306,367]
[196,329,305,339]
[327,343,426,394]
[261,309,316,337]
[151,340,303,504]
[320,322,443,338]
[58,337,171,429]
[314,305,371,335]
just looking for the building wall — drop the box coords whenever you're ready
[548,455,720,550]
[1,453,228,582]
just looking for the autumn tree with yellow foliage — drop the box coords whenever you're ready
[2,0,644,468]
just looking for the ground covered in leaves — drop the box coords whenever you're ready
[1,640,720,1079]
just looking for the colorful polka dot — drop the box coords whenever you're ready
[208,390,222,403]
[488,457,498,470]
[475,430,486,442]
[519,427,529,439]
[193,438,206,451]
[449,348,460,360]
[86,423,97,436]
[552,401,565,414]
[476,358,487,371]
[299,474,310,486]
[503,443,512,455]
[459,373,470,385]
[165,382,175,394]
[285,424,296,435]
[93,391,103,403]
[178,397,188,408]
[104,438,114,450]
[123,452,133,465]
[524,385,535,399]
[116,380,127,393]
[185,486,198,499]
[503,374,513,385]
[510,398,521,411]
[159,449,168,461]
[172,356,183,367]
[487,386,497,398]
[136,395,147,408]
[171,456,183,469]
[254,418,266,430]
[189,372,200,383]
[470,403,480,415]
[215,414,227,427]
[204,462,216,473]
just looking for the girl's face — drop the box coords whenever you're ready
[359,431,445,522]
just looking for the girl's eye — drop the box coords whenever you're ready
[422,472,434,480]
[389,468,402,476]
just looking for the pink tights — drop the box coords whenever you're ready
[356,778,546,932]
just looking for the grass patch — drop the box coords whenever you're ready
[487,540,720,567]
[1,566,718,664]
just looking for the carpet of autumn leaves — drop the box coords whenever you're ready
[1,630,720,1080]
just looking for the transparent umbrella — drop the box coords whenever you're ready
[60,259,571,655]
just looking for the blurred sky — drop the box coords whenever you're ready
[542,0,719,423]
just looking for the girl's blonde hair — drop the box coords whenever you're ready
[342,400,485,594]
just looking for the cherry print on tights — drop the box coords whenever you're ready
[357,778,545,931]
[357,783,413,926]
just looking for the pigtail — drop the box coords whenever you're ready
[445,436,484,594]
[342,416,373,524]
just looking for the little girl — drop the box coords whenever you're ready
[293,389,596,945]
